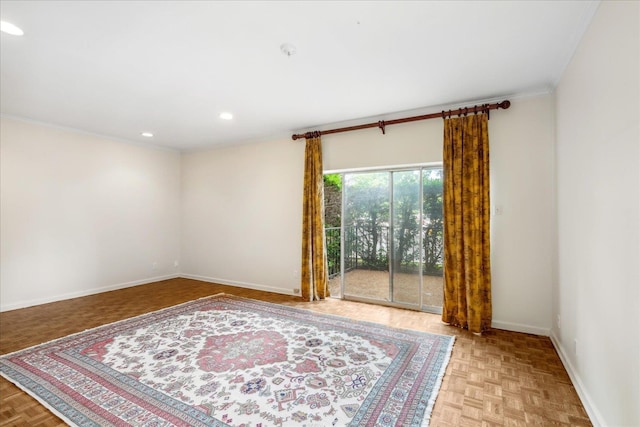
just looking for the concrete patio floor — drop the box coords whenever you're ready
[328,268,443,309]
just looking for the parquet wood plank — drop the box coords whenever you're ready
[0,278,592,426]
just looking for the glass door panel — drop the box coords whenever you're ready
[391,170,421,307]
[343,172,390,302]
[422,168,444,312]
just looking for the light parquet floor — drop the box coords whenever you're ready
[0,278,591,426]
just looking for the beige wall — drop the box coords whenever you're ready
[554,1,640,425]
[490,95,555,334]
[322,117,443,171]
[180,138,305,294]
[181,94,557,336]
[0,117,182,311]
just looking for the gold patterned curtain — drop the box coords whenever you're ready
[442,114,492,334]
[301,135,329,301]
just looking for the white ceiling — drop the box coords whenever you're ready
[1,1,599,151]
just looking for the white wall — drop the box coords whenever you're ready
[323,117,443,170]
[0,117,182,311]
[180,139,305,294]
[181,94,556,336]
[490,96,555,335]
[554,1,640,426]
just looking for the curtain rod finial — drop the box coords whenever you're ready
[499,100,511,109]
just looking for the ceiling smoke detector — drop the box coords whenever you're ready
[280,43,296,57]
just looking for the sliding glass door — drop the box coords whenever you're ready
[326,166,443,312]
[325,166,443,312]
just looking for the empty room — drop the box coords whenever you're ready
[1,1,638,426]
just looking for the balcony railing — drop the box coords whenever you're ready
[325,224,443,279]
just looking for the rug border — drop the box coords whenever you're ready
[421,332,455,426]
[0,369,82,426]
[1,292,455,426]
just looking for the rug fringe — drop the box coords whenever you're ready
[421,335,456,426]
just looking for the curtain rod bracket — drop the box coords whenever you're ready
[378,120,386,135]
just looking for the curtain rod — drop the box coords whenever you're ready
[291,100,511,140]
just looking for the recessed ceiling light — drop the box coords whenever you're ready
[141,132,154,138]
[0,21,24,36]
[219,112,233,120]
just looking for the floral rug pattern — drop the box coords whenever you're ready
[0,294,454,426]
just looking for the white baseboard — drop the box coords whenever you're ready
[491,319,551,336]
[179,274,297,297]
[0,274,179,312]
[549,331,604,427]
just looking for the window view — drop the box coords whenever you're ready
[324,167,443,312]
[422,168,444,309]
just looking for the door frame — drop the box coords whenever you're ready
[327,163,443,313]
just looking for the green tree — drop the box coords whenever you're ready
[330,169,444,275]
[392,171,420,273]
[323,174,342,276]
[423,169,444,275]
[344,173,389,269]
[323,173,341,190]
[323,174,342,228]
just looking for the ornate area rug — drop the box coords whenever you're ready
[0,294,454,426]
